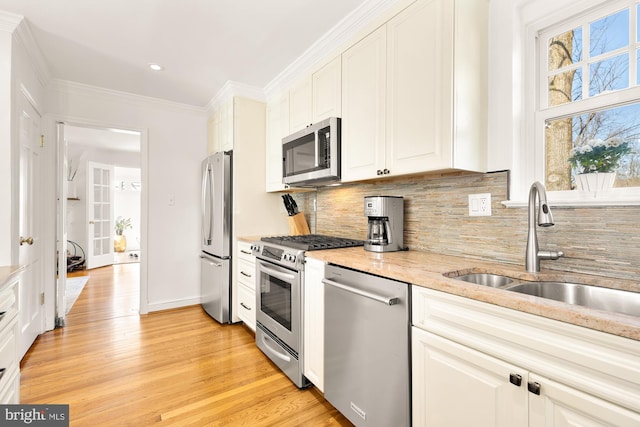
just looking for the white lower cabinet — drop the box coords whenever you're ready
[412,286,640,427]
[235,242,256,331]
[0,275,19,403]
[412,327,527,427]
[303,257,325,391]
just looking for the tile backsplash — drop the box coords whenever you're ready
[295,171,639,281]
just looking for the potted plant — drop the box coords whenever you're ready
[568,137,631,191]
[114,217,132,252]
[115,217,132,235]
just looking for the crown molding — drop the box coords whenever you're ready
[263,0,403,101]
[0,10,21,33]
[12,18,52,89]
[206,80,265,113]
[49,79,208,114]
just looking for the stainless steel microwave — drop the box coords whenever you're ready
[282,117,341,187]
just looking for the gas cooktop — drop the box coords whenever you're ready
[260,234,364,251]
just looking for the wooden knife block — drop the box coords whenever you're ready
[287,213,310,236]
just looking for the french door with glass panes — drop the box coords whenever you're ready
[86,162,114,269]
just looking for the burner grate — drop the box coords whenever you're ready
[261,234,363,251]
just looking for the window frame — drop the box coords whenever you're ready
[531,0,640,206]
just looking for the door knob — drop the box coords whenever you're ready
[20,236,34,246]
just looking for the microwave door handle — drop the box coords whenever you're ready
[314,130,319,167]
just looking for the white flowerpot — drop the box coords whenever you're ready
[575,172,616,192]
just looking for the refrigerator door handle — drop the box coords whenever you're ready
[201,163,213,245]
[200,255,222,267]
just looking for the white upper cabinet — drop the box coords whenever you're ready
[341,0,488,183]
[265,93,291,192]
[341,25,387,182]
[312,56,342,122]
[289,77,313,133]
[209,97,234,154]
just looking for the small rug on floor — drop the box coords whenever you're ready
[65,276,89,314]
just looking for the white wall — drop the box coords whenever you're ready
[0,29,12,265]
[46,81,208,312]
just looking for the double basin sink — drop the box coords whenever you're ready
[451,273,640,317]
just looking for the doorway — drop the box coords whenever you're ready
[59,123,142,324]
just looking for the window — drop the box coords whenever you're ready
[538,1,640,200]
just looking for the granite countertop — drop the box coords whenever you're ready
[305,247,640,341]
[0,265,24,288]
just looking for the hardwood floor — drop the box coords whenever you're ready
[21,264,352,426]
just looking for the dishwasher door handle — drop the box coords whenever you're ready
[322,278,399,306]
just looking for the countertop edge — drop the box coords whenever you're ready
[0,265,25,288]
[305,247,640,342]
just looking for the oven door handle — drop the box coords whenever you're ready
[322,278,400,306]
[260,333,292,363]
[256,261,296,282]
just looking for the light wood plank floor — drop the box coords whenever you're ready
[21,264,352,426]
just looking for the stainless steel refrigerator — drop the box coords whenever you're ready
[200,151,232,323]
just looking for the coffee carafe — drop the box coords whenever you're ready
[364,196,404,252]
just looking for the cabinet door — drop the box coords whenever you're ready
[289,77,312,133]
[528,373,640,427]
[303,258,325,391]
[341,25,387,182]
[312,56,342,122]
[386,0,454,174]
[265,94,290,192]
[219,98,234,152]
[412,327,528,427]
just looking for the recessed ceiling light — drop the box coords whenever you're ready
[148,63,164,71]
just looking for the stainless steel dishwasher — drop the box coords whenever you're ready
[323,264,410,427]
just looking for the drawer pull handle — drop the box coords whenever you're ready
[240,271,252,278]
[240,250,252,255]
[528,381,541,395]
[240,303,251,311]
[509,373,522,387]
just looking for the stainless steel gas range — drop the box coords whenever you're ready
[251,235,363,388]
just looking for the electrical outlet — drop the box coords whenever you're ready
[468,193,491,216]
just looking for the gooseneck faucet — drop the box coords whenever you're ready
[526,182,564,272]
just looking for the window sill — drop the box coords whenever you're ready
[502,189,640,208]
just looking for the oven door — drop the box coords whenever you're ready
[255,258,301,352]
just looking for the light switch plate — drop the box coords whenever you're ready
[468,193,491,216]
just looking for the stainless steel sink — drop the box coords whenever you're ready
[454,273,514,287]
[505,282,640,317]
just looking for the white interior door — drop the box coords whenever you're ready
[18,93,44,359]
[56,123,68,324]
[86,162,115,269]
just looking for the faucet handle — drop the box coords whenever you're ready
[538,250,564,260]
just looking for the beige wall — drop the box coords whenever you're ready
[304,172,639,281]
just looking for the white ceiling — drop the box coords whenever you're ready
[0,0,370,106]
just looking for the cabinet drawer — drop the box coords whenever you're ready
[237,242,255,264]
[0,367,19,404]
[0,280,18,332]
[237,258,255,288]
[237,283,256,331]
[0,316,17,391]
